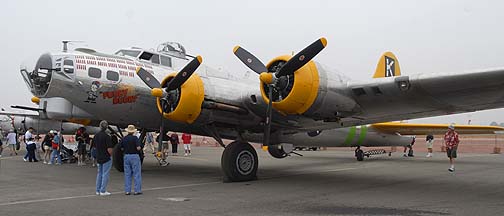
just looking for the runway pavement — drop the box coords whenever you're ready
[0,147,503,216]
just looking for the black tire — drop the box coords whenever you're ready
[356,149,364,161]
[113,144,124,172]
[221,141,258,182]
[267,145,288,159]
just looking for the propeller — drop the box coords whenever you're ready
[233,38,327,146]
[136,56,202,163]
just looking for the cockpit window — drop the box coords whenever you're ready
[88,67,102,79]
[160,55,172,67]
[63,59,74,73]
[106,70,119,81]
[115,50,141,58]
[139,52,160,64]
[151,54,160,64]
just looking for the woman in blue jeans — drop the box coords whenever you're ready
[120,125,142,195]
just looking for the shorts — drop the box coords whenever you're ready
[426,140,434,149]
[77,144,87,155]
[183,144,191,150]
[446,148,457,158]
[43,145,51,151]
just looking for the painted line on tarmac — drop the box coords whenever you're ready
[0,181,221,207]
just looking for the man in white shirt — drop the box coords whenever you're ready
[23,127,34,161]
[6,129,18,156]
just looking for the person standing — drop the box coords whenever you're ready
[170,132,179,156]
[42,131,53,164]
[144,132,155,153]
[444,124,460,172]
[76,127,90,166]
[182,133,192,156]
[23,127,34,162]
[89,138,97,167]
[26,137,38,162]
[6,129,17,156]
[426,134,434,157]
[120,125,142,195]
[49,130,62,165]
[95,121,113,196]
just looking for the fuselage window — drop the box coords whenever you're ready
[88,67,102,79]
[63,59,74,73]
[160,55,172,67]
[106,70,119,81]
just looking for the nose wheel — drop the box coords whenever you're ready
[221,140,258,182]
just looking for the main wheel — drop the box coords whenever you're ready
[356,149,364,161]
[268,144,288,159]
[113,144,124,172]
[221,141,258,182]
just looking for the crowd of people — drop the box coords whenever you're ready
[0,121,194,196]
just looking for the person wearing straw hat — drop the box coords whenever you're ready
[444,124,460,172]
[120,124,142,195]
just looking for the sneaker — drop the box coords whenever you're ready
[403,154,408,157]
[448,168,455,172]
[125,192,131,195]
[99,191,111,196]
[184,153,188,157]
[23,158,27,162]
[56,163,62,165]
[48,162,53,165]
[133,192,143,195]
[43,161,47,164]
[96,192,100,195]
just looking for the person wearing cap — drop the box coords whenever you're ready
[95,120,113,196]
[444,124,460,172]
[426,134,434,158]
[120,125,142,195]
[49,130,62,165]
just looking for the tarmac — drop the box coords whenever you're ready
[0,147,503,216]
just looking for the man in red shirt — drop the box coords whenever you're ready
[444,124,460,172]
[181,133,192,157]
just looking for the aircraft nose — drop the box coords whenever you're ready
[20,53,54,97]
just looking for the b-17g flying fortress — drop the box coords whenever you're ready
[1,1,504,215]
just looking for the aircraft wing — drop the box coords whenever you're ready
[0,111,39,117]
[370,122,504,135]
[346,68,504,124]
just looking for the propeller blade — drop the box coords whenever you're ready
[166,56,203,91]
[233,46,268,74]
[136,67,161,89]
[263,86,274,146]
[276,37,327,77]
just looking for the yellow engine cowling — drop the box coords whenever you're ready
[156,73,205,124]
[260,55,320,115]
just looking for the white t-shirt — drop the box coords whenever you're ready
[6,132,17,144]
[25,130,33,141]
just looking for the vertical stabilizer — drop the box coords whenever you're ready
[373,52,401,78]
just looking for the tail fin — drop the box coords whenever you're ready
[373,51,401,78]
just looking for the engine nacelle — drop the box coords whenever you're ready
[156,73,205,124]
[260,55,320,115]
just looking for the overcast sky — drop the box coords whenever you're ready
[2,0,504,125]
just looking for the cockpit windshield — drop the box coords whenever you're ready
[115,49,141,58]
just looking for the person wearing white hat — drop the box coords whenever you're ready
[120,124,142,195]
[444,124,459,172]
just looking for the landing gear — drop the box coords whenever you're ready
[268,144,289,159]
[113,144,124,172]
[355,147,364,161]
[221,140,258,182]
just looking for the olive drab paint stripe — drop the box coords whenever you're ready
[344,126,357,145]
[357,125,368,145]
